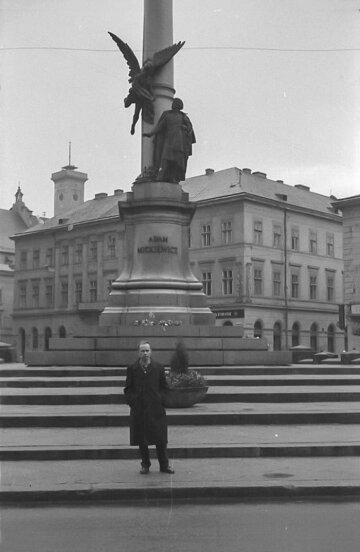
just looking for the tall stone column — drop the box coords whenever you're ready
[141,0,175,172]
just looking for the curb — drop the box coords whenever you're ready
[2,483,360,504]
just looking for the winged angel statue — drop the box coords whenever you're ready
[109,32,185,135]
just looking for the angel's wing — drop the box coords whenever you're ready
[152,41,185,71]
[108,32,141,81]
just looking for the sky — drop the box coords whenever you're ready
[1,0,360,218]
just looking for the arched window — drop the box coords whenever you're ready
[18,327,26,358]
[273,321,282,351]
[291,322,300,347]
[59,326,66,338]
[44,327,52,351]
[223,320,233,326]
[310,322,318,352]
[327,324,335,353]
[254,320,263,338]
[32,327,38,350]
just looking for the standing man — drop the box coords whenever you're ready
[124,340,175,474]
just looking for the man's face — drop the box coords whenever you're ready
[139,343,151,362]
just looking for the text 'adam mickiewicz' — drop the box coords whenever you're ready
[137,236,178,254]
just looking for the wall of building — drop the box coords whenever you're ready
[189,193,344,353]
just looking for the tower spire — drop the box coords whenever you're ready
[62,141,77,170]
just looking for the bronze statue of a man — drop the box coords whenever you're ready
[143,98,196,183]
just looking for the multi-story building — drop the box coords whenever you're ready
[11,165,344,357]
[0,187,39,344]
[332,194,360,350]
[183,168,343,352]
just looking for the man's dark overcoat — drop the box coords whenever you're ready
[124,359,169,446]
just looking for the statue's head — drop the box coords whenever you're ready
[143,59,153,71]
[172,98,183,111]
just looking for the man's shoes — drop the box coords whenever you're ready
[160,466,175,474]
[140,466,150,474]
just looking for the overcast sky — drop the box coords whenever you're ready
[1,0,359,218]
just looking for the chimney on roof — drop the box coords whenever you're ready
[276,180,284,184]
[94,192,108,200]
[205,168,214,176]
[252,171,267,179]
[242,168,252,174]
[114,189,124,196]
[295,184,310,192]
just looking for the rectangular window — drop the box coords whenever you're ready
[291,227,299,250]
[32,282,40,308]
[45,283,54,307]
[326,233,334,257]
[310,274,317,299]
[75,281,82,304]
[61,245,69,265]
[273,224,282,249]
[19,283,27,308]
[74,242,83,264]
[107,236,116,258]
[60,281,68,307]
[89,241,98,261]
[20,251,27,270]
[33,249,40,269]
[291,273,299,298]
[327,273,335,302]
[46,248,54,267]
[201,272,212,296]
[253,221,263,245]
[89,280,97,302]
[273,270,282,296]
[201,224,211,247]
[221,221,232,244]
[254,267,263,296]
[222,269,233,295]
[309,231,317,254]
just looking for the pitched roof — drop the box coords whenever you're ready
[183,167,339,216]
[17,193,125,236]
[0,209,29,251]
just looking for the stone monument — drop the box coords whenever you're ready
[100,0,214,326]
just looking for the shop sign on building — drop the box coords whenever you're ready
[214,309,245,319]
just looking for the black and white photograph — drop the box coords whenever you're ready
[1,1,360,550]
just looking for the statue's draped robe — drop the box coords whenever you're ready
[152,110,196,182]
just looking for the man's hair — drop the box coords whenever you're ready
[138,340,151,350]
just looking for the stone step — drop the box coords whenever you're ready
[1,456,360,502]
[4,364,360,378]
[2,402,360,427]
[3,374,360,388]
[2,442,360,461]
[3,424,360,460]
[2,385,360,405]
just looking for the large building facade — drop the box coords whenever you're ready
[11,166,344,358]
[0,188,39,344]
[332,195,360,350]
[183,168,343,352]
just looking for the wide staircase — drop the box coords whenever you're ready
[1,362,360,502]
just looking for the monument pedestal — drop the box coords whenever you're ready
[100,180,215,326]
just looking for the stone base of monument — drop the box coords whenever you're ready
[25,325,291,366]
[99,180,216,327]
